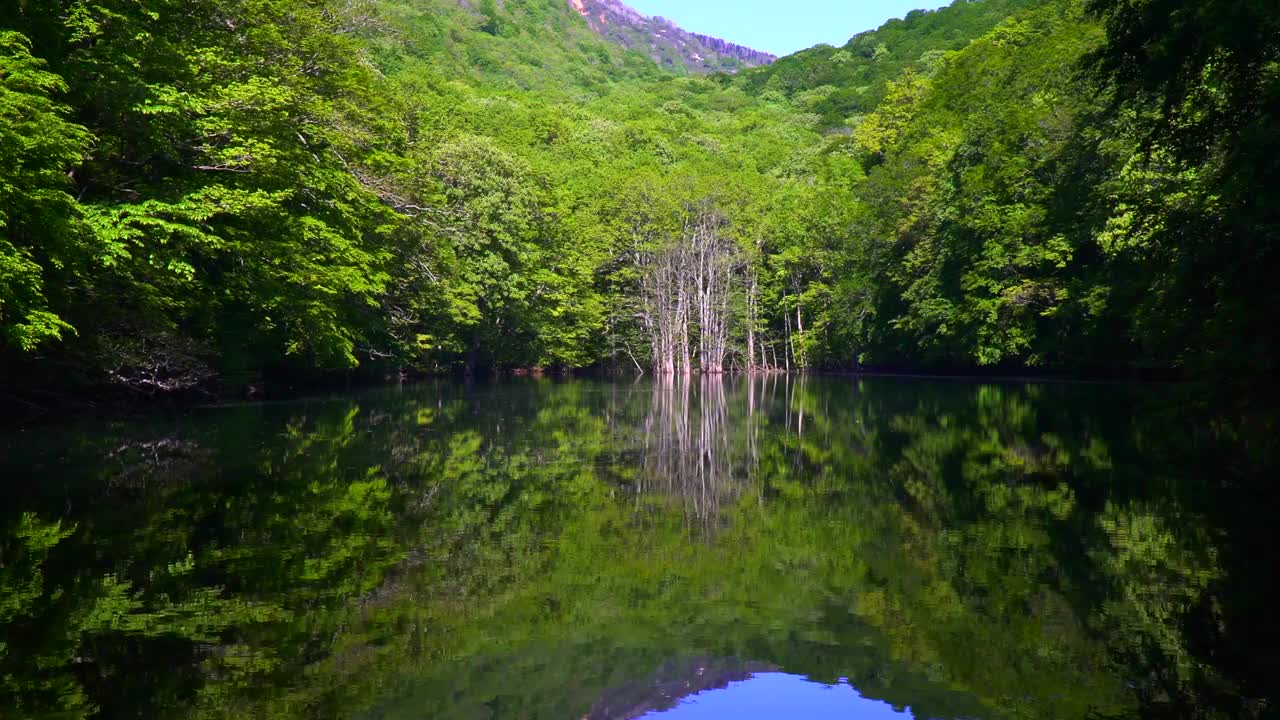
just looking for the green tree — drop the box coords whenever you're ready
[0,32,90,352]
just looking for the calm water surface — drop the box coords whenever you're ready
[2,377,1277,719]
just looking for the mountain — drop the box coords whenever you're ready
[389,0,670,91]
[738,0,1045,126]
[566,0,776,74]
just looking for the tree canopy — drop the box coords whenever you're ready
[1,0,1276,403]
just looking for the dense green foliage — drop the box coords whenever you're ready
[1082,0,1280,377]
[1,0,1276,401]
[2,377,1275,718]
[736,0,1043,126]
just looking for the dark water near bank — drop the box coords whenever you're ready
[2,377,1277,719]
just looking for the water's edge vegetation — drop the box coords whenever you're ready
[2,0,1277,405]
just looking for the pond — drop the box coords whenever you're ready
[1,376,1277,719]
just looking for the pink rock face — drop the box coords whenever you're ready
[565,0,775,73]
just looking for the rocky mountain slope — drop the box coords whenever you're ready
[567,0,775,73]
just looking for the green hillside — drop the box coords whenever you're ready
[372,0,667,90]
[736,0,1046,126]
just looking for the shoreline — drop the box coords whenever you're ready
[0,364,1196,429]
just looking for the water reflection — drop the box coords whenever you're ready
[0,377,1276,719]
[632,376,757,524]
[640,673,910,720]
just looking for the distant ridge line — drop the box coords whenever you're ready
[688,31,777,66]
[567,0,776,73]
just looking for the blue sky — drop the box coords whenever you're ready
[624,0,953,56]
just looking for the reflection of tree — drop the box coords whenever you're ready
[0,513,87,718]
[0,403,406,719]
[633,376,752,525]
[0,379,1274,719]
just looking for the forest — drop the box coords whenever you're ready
[1,0,1277,401]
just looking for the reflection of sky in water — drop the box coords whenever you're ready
[642,673,913,719]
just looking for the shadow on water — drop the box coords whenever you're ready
[1,376,1277,719]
